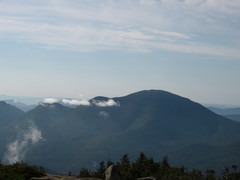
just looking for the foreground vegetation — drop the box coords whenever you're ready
[0,162,45,180]
[0,153,239,180]
[79,152,240,180]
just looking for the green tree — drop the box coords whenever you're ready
[232,165,238,180]
[222,167,230,180]
[107,159,114,167]
[161,156,170,170]
[206,169,216,180]
[79,168,92,178]
[160,156,170,179]
[0,162,45,180]
[92,160,105,179]
[119,154,132,180]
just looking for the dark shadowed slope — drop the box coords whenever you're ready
[84,90,240,152]
[224,114,240,122]
[0,101,25,159]
[0,101,25,127]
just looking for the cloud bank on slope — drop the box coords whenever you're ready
[92,99,120,107]
[61,99,91,106]
[43,97,119,107]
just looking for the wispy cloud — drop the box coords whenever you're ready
[0,0,239,57]
[3,122,42,164]
[98,111,110,119]
[142,28,193,39]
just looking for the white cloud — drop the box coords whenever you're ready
[3,122,42,164]
[62,99,91,106]
[92,99,120,107]
[43,98,58,104]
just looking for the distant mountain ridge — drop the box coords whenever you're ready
[0,90,240,173]
[223,114,240,122]
[0,95,44,105]
[4,99,37,112]
[207,106,240,122]
[208,107,240,115]
[0,101,24,127]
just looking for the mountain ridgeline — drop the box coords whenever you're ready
[0,101,24,127]
[0,90,240,173]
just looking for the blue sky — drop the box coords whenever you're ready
[0,0,240,105]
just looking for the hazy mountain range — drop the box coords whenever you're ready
[0,90,240,174]
[0,95,45,105]
[207,107,240,122]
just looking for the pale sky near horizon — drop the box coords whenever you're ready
[0,0,240,105]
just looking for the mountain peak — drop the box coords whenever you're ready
[117,89,181,100]
[0,100,25,127]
